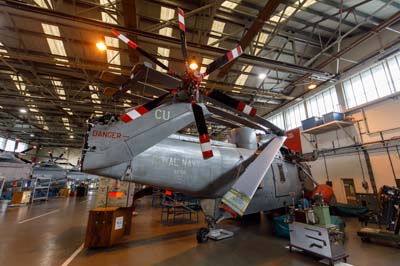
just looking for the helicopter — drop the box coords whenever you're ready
[0,146,35,182]
[81,8,317,243]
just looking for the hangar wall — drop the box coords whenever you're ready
[302,96,400,204]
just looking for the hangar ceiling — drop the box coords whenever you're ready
[0,0,399,147]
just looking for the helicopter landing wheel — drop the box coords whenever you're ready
[196,227,209,243]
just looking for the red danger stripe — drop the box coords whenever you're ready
[120,114,132,123]
[199,134,210,144]
[199,134,213,159]
[227,46,243,61]
[237,102,256,116]
[202,150,213,159]
[178,8,185,31]
[111,29,138,49]
[120,105,149,123]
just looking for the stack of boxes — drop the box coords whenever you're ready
[301,112,345,130]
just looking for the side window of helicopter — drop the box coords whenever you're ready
[277,163,286,183]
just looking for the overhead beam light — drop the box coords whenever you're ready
[189,61,199,71]
[308,83,317,90]
[19,108,27,113]
[258,73,266,79]
[96,41,107,51]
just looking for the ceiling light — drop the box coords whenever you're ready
[96,41,107,51]
[308,83,317,90]
[69,135,74,139]
[19,108,27,113]
[30,134,34,137]
[232,90,241,93]
[258,73,266,79]
[189,61,199,71]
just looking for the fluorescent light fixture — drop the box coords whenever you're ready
[258,73,266,79]
[232,90,241,93]
[19,108,27,113]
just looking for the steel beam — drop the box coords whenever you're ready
[217,0,283,77]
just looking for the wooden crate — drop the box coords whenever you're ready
[94,177,135,208]
[59,188,70,197]
[84,207,132,248]
[11,191,31,204]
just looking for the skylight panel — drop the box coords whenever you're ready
[156,47,170,72]
[210,20,225,37]
[270,0,316,23]
[123,99,132,108]
[11,75,26,92]
[51,79,66,100]
[155,7,175,72]
[36,115,49,130]
[160,6,175,21]
[41,23,69,65]
[200,58,213,80]
[33,0,53,9]
[0,42,9,58]
[63,107,73,116]
[105,36,121,71]
[42,24,60,36]
[253,32,269,54]
[159,7,175,37]
[62,117,72,131]
[235,65,253,86]
[222,1,238,9]
[99,0,118,25]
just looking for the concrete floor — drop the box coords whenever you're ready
[1,195,400,266]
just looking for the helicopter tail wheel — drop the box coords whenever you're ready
[196,227,209,243]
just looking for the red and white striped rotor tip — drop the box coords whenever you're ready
[120,105,148,123]
[237,102,256,117]
[178,8,185,31]
[227,45,243,61]
[111,29,138,49]
[199,134,213,159]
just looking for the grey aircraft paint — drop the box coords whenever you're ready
[81,103,307,219]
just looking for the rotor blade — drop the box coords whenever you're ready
[206,105,266,132]
[120,92,171,123]
[54,152,65,162]
[207,90,256,116]
[192,103,213,160]
[19,146,34,154]
[15,154,32,164]
[177,8,188,71]
[201,45,243,78]
[111,29,175,75]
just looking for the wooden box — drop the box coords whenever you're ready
[84,207,132,248]
[59,188,70,197]
[11,191,31,204]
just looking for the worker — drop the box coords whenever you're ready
[312,181,336,205]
